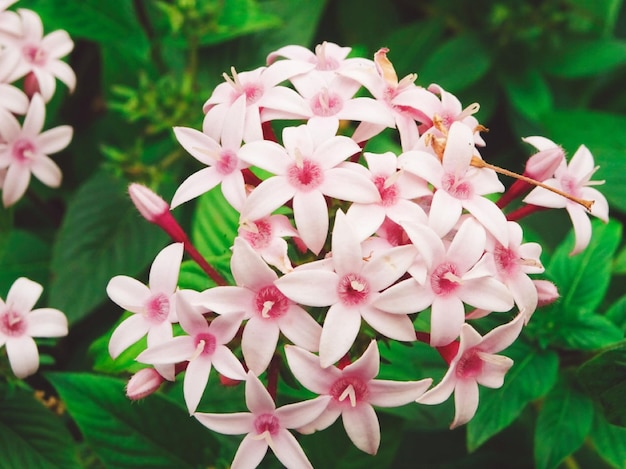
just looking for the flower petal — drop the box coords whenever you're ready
[6,336,39,378]
[278,304,322,351]
[245,372,276,414]
[149,243,183,294]
[272,429,314,469]
[30,154,62,188]
[37,125,72,154]
[450,379,479,429]
[293,190,328,255]
[194,412,254,435]
[7,277,43,313]
[26,308,67,337]
[184,356,212,413]
[319,303,361,368]
[284,345,340,394]
[106,276,151,312]
[368,378,433,407]
[342,404,380,455]
[242,318,280,375]
[275,270,339,307]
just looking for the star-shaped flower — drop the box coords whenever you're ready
[0,277,67,378]
[285,340,432,454]
[195,371,331,469]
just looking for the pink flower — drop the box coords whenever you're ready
[238,119,380,254]
[486,221,544,323]
[0,93,71,206]
[0,277,67,378]
[523,144,609,255]
[238,214,298,273]
[172,95,248,210]
[399,121,509,245]
[197,238,322,375]
[195,371,331,469]
[202,62,314,143]
[137,294,246,414]
[1,9,75,101]
[345,151,429,241]
[125,368,165,400]
[276,211,417,367]
[418,313,524,428]
[106,243,184,379]
[285,341,432,454]
[374,218,514,346]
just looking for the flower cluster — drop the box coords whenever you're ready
[0,0,74,207]
[109,42,608,467]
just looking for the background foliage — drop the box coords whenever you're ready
[2,0,626,467]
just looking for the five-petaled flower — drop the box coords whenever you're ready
[0,277,67,378]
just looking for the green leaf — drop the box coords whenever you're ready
[503,68,553,120]
[198,0,281,46]
[551,311,624,350]
[46,373,216,468]
[567,0,624,36]
[467,341,559,451]
[382,19,446,77]
[606,295,626,332]
[534,377,594,469]
[0,230,51,298]
[191,187,239,283]
[178,259,216,291]
[590,410,626,468]
[19,0,150,62]
[548,219,621,314]
[417,33,492,92]
[0,387,80,468]
[543,39,626,77]
[89,316,147,375]
[614,244,626,274]
[538,110,626,210]
[49,172,167,324]
[577,341,626,427]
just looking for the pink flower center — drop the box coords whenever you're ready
[194,332,217,356]
[373,175,398,207]
[254,413,280,436]
[216,150,238,175]
[337,273,370,307]
[254,285,289,319]
[379,218,410,246]
[0,309,27,337]
[330,376,368,407]
[22,44,47,65]
[455,349,483,379]
[242,83,264,105]
[430,262,462,296]
[240,218,272,250]
[145,293,170,323]
[287,158,324,192]
[12,139,36,163]
[310,89,343,117]
[560,175,581,198]
[314,43,340,71]
[494,244,519,278]
[442,173,473,200]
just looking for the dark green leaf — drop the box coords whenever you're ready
[577,341,626,427]
[46,373,216,468]
[467,341,559,450]
[538,110,626,210]
[550,311,623,350]
[503,68,553,120]
[49,172,167,324]
[606,295,626,332]
[534,377,594,469]
[0,230,51,298]
[543,39,626,77]
[548,219,621,314]
[590,410,626,468]
[417,33,492,92]
[19,0,149,62]
[614,245,626,274]
[567,0,623,36]
[0,387,80,469]
[382,19,446,77]
[178,259,216,291]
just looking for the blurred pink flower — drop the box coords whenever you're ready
[0,93,71,206]
[0,277,67,378]
[1,9,75,101]
[195,372,331,469]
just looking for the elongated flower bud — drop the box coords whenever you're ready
[126,368,164,400]
[128,183,169,222]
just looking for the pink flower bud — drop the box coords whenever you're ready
[534,280,559,307]
[23,72,40,99]
[128,183,169,222]
[524,147,565,181]
[126,368,164,400]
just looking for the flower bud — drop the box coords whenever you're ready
[534,280,559,307]
[524,147,564,181]
[128,183,169,222]
[126,368,164,400]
